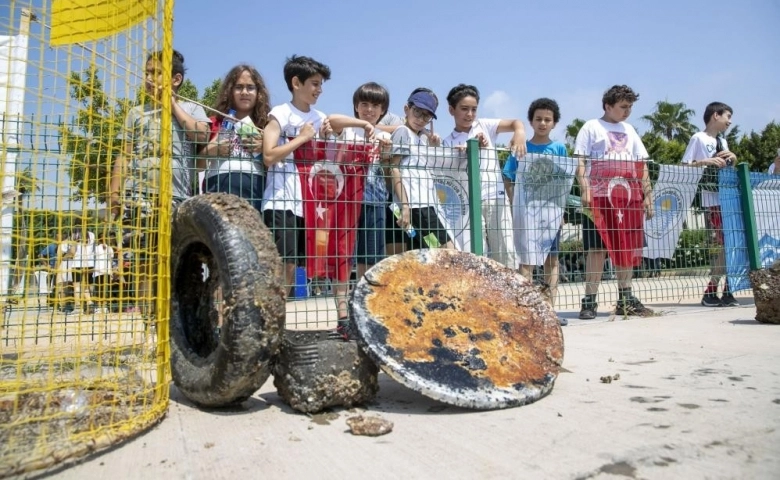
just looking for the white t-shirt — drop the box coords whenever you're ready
[769,163,776,174]
[574,119,648,197]
[442,118,503,201]
[390,126,437,208]
[681,131,729,208]
[262,102,327,217]
[93,244,114,277]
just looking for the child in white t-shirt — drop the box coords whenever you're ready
[442,84,527,268]
[574,85,654,320]
[681,101,738,307]
[262,55,333,292]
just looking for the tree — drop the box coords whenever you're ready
[641,132,687,165]
[565,118,585,147]
[59,66,132,202]
[177,78,199,103]
[641,101,697,143]
[200,78,222,111]
[734,121,780,171]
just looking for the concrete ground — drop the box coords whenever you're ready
[54,298,780,480]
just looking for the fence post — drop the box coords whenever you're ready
[736,163,761,270]
[466,138,483,255]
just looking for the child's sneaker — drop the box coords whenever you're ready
[579,298,598,320]
[720,292,740,307]
[615,296,654,317]
[700,292,722,307]
[334,318,353,341]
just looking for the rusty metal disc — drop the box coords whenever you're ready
[349,249,564,409]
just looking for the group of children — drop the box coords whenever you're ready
[105,49,742,336]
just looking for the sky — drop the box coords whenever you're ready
[2,0,779,210]
[174,0,780,142]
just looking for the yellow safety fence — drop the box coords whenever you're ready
[1,1,173,476]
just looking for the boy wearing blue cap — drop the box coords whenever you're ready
[386,88,455,251]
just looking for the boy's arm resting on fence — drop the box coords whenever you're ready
[327,114,374,138]
[172,100,210,144]
[262,117,315,166]
[496,119,527,156]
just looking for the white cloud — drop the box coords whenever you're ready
[482,90,519,120]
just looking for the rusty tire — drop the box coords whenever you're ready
[170,193,286,407]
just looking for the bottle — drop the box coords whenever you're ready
[389,202,416,238]
[218,109,236,144]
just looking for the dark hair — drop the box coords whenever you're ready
[601,85,639,110]
[214,64,271,127]
[703,102,733,124]
[146,49,186,78]
[527,97,561,123]
[446,84,480,107]
[352,82,390,120]
[407,87,438,106]
[283,55,331,92]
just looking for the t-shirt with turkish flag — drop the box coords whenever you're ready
[575,118,649,267]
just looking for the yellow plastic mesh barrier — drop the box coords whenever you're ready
[1,1,173,476]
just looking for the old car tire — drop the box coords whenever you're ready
[170,193,286,407]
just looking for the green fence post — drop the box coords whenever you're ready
[466,138,483,255]
[736,162,761,270]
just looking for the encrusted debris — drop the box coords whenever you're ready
[345,415,394,436]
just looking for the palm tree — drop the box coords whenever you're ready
[641,101,697,143]
[565,118,585,147]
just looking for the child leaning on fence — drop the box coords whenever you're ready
[261,55,333,293]
[503,97,571,326]
[681,101,739,308]
[327,82,398,333]
[108,49,211,319]
[574,85,654,320]
[442,84,527,269]
[201,64,270,213]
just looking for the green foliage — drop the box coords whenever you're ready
[177,78,199,103]
[200,78,222,111]
[641,101,697,143]
[672,228,710,269]
[60,66,132,202]
[642,133,687,164]
[732,121,780,171]
[565,118,585,147]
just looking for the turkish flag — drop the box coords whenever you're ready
[589,160,646,268]
[292,139,376,283]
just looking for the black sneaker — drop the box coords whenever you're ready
[616,296,654,317]
[579,299,598,320]
[720,293,740,307]
[701,292,723,307]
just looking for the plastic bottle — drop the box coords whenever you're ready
[61,388,88,415]
[218,109,236,144]
[389,202,416,238]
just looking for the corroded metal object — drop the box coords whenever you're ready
[272,330,379,413]
[750,259,780,324]
[349,249,564,409]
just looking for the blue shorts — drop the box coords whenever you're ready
[356,203,386,266]
[549,228,562,256]
[205,172,265,213]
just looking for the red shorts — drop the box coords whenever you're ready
[705,206,724,246]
